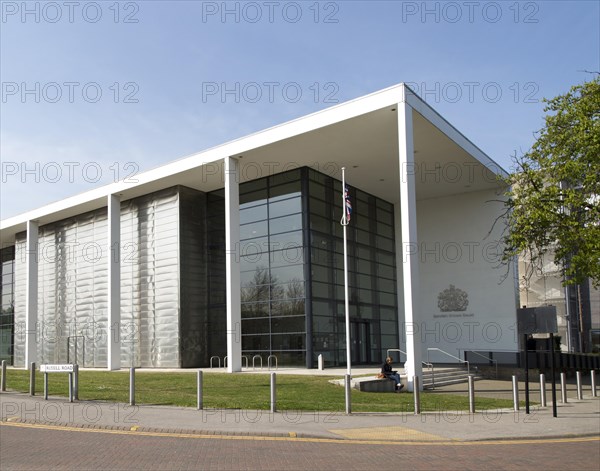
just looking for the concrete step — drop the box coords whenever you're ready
[328,367,484,392]
[424,377,476,389]
[423,369,467,379]
[396,366,485,390]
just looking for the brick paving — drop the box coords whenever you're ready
[1,423,598,471]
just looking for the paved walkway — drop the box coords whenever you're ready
[1,378,598,443]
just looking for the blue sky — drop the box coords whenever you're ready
[1,0,598,219]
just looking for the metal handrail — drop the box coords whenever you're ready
[464,350,497,379]
[267,355,278,371]
[210,356,221,368]
[386,348,434,369]
[427,348,469,374]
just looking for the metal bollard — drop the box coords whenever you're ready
[68,372,73,403]
[512,375,519,411]
[560,372,567,403]
[1,360,6,392]
[197,370,203,410]
[29,362,36,396]
[576,371,583,400]
[344,374,351,415]
[413,376,421,415]
[591,370,597,398]
[539,374,546,407]
[270,372,277,413]
[129,367,135,406]
[468,375,475,414]
[44,373,48,400]
[73,365,79,401]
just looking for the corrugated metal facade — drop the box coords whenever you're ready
[13,187,191,367]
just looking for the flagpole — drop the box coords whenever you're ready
[341,167,351,377]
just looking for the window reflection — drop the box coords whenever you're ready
[240,205,268,225]
[269,196,301,219]
[271,299,305,317]
[269,182,301,202]
[270,248,303,268]
[269,213,302,235]
[270,231,302,252]
[269,264,304,285]
[240,252,269,273]
[240,220,268,241]
[271,316,305,334]
[240,189,268,208]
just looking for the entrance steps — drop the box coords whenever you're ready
[418,366,484,390]
[328,366,484,392]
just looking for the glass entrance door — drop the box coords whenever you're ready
[351,321,370,364]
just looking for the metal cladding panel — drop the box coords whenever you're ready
[39,210,109,367]
[13,237,26,366]
[12,186,186,368]
[120,187,181,367]
[12,210,110,367]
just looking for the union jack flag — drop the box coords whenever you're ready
[344,185,352,224]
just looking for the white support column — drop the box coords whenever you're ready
[25,220,39,367]
[225,157,242,372]
[108,194,121,370]
[397,100,423,391]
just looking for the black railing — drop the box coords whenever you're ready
[464,350,600,371]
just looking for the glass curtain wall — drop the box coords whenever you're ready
[239,170,306,366]
[208,168,307,366]
[0,247,15,364]
[208,166,398,368]
[308,169,398,367]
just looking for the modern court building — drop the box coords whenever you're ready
[0,84,520,387]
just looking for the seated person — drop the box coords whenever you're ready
[381,356,403,392]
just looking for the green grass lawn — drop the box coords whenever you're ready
[3,369,518,413]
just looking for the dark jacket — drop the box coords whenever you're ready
[381,361,397,376]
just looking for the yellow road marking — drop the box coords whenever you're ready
[330,426,447,442]
[1,421,598,447]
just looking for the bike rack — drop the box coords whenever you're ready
[252,355,263,370]
[267,355,278,371]
[224,356,228,368]
[242,355,248,369]
[210,356,221,368]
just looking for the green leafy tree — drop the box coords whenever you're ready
[502,76,600,287]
